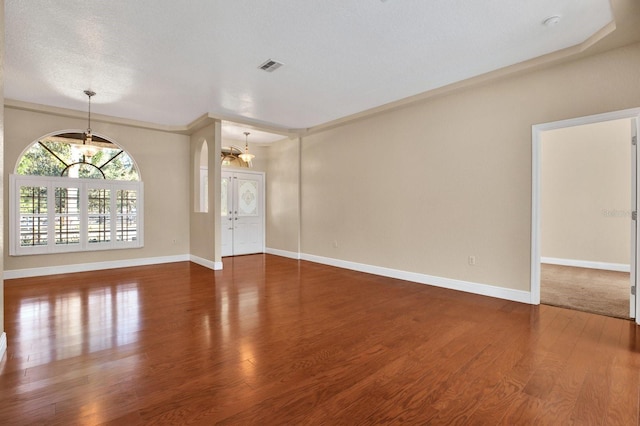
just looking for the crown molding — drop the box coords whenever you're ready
[5,99,298,139]
[4,98,194,134]
[302,21,617,136]
[198,112,298,138]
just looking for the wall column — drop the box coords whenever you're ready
[188,117,222,270]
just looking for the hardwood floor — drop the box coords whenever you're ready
[1,254,639,425]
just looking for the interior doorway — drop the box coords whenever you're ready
[531,108,640,324]
[540,119,632,318]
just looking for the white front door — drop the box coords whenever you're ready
[221,170,264,256]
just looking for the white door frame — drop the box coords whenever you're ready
[531,108,640,325]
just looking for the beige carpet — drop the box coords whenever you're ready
[541,264,631,319]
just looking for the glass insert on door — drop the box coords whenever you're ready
[237,179,258,216]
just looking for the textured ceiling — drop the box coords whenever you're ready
[5,0,615,138]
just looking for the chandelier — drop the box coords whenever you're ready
[238,132,255,163]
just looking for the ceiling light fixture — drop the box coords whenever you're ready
[239,132,255,163]
[80,89,99,158]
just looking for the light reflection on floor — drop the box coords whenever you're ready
[16,283,140,368]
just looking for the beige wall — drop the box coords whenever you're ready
[266,137,300,253]
[4,107,191,272]
[189,120,221,263]
[246,145,269,173]
[541,119,631,265]
[298,42,640,292]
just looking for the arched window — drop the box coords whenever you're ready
[17,132,139,180]
[10,131,144,256]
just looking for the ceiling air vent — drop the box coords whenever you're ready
[258,59,284,72]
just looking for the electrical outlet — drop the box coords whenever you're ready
[468,256,476,266]
[333,240,338,248]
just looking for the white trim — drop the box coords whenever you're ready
[297,137,303,255]
[0,333,6,361]
[541,257,630,272]
[266,247,301,260]
[301,253,531,304]
[532,123,542,305]
[533,108,640,133]
[531,108,640,318]
[3,254,189,280]
[190,255,223,270]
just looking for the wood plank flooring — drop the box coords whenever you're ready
[1,254,639,425]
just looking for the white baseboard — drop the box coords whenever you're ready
[0,332,6,361]
[265,247,301,260]
[300,253,532,304]
[3,254,191,280]
[3,249,531,305]
[541,257,630,272]
[190,255,223,270]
